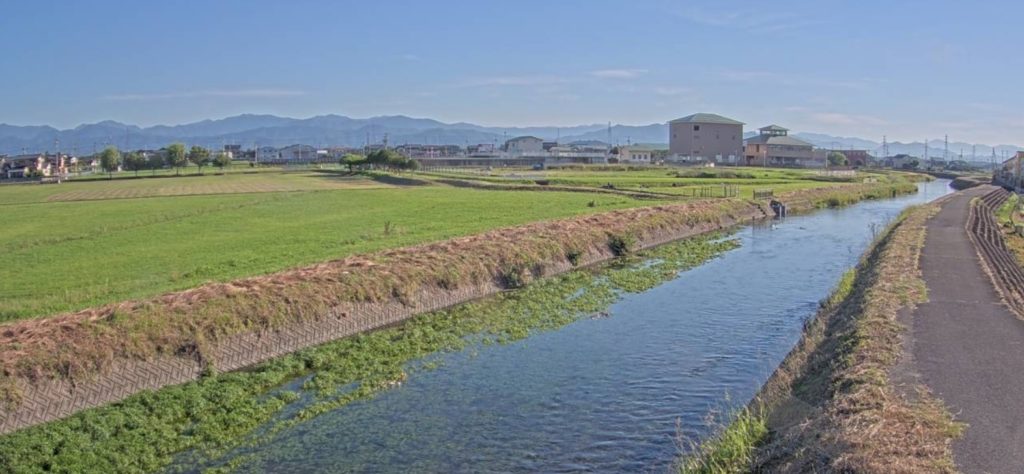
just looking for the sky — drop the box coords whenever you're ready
[1,0,1022,144]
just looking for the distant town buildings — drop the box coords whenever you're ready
[3,111,971,177]
[668,113,744,164]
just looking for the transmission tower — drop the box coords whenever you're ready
[944,135,949,163]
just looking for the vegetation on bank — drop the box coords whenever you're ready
[680,204,962,473]
[0,234,739,473]
[0,198,755,399]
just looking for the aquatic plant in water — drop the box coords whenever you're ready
[0,234,738,473]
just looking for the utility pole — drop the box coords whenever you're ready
[882,135,888,165]
[944,135,949,164]
[924,138,929,163]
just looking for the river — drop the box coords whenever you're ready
[187,179,952,473]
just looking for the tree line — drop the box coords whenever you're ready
[340,149,420,172]
[98,144,232,178]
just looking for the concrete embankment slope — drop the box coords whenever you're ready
[904,185,1024,473]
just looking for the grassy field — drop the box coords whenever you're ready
[0,167,920,321]
[0,172,648,321]
[417,166,916,198]
[0,170,378,204]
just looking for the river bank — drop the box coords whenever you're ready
[683,199,963,473]
[0,180,920,436]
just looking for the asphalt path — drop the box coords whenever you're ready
[909,186,1024,473]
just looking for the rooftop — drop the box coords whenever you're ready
[669,113,744,126]
[759,124,789,132]
[744,134,813,147]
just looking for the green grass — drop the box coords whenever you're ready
[0,167,922,321]
[0,234,738,473]
[0,178,646,321]
[678,407,768,474]
[0,171,381,204]
[417,166,923,199]
[996,193,1019,225]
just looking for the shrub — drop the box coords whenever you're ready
[566,249,583,266]
[607,232,636,256]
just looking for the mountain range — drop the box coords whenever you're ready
[1,114,1020,162]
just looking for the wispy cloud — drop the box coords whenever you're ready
[589,69,648,79]
[653,86,693,97]
[784,106,888,127]
[669,5,821,33]
[808,112,888,127]
[103,89,306,101]
[719,69,877,90]
[460,75,571,87]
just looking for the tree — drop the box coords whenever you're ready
[365,149,418,171]
[827,151,848,167]
[122,151,146,177]
[341,153,366,172]
[365,149,390,167]
[99,146,121,179]
[165,143,187,175]
[902,159,920,170]
[188,146,211,174]
[147,153,164,175]
[212,152,232,173]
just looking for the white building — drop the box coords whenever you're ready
[618,146,655,164]
[504,136,544,154]
[278,144,317,161]
[255,146,279,162]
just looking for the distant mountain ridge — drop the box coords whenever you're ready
[1,114,1019,160]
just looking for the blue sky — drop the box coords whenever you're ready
[2,0,1021,144]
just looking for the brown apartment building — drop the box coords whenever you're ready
[668,113,744,164]
[744,125,815,167]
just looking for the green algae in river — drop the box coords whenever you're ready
[0,235,737,473]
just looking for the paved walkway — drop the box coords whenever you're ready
[908,186,1024,473]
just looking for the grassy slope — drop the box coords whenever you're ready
[0,178,644,321]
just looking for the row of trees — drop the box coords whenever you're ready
[98,144,232,178]
[340,149,420,172]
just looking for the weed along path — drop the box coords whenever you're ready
[164,179,952,473]
[904,185,1024,473]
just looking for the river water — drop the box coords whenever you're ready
[202,179,951,473]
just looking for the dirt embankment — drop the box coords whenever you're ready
[725,203,961,472]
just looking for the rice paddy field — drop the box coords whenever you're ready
[0,166,918,322]
[417,166,917,198]
[0,171,647,321]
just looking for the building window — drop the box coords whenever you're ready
[693,125,700,131]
